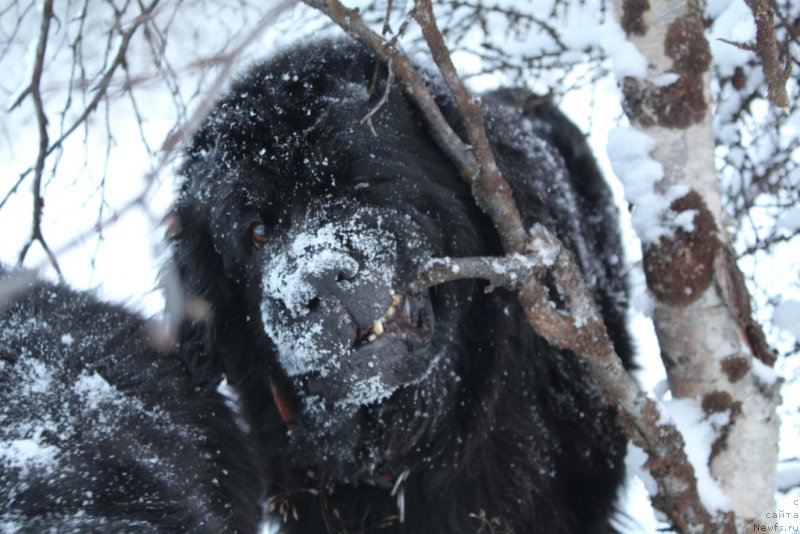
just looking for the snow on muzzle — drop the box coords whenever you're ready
[260,208,434,419]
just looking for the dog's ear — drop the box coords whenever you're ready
[162,207,226,388]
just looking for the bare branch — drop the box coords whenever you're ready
[2,0,299,280]
[38,0,159,170]
[4,0,159,237]
[745,0,791,108]
[412,0,528,252]
[28,0,298,273]
[0,172,30,212]
[409,252,548,295]
[18,0,61,277]
[412,228,722,532]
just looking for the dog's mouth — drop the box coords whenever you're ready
[269,291,434,427]
[354,293,432,352]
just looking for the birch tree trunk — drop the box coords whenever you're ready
[615,0,781,524]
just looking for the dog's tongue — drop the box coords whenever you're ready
[270,379,294,426]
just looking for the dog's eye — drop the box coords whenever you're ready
[352,179,373,192]
[249,222,268,247]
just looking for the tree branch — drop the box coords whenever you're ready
[12,0,297,278]
[412,0,528,252]
[361,58,395,135]
[304,0,478,185]
[17,0,61,277]
[41,1,159,171]
[745,0,791,108]
[11,0,160,274]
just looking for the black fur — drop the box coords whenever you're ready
[171,39,633,533]
[0,267,261,532]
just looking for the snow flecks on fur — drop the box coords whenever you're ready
[73,371,116,411]
[339,374,395,407]
[0,285,210,526]
[262,203,398,384]
[0,349,175,509]
[607,126,693,244]
[0,266,262,531]
[0,435,60,479]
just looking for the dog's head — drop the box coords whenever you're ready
[171,41,494,478]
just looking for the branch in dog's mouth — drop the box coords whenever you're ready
[409,253,550,295]
[409,224,571,297]
[409,224,607,356]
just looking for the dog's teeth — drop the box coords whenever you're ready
[367,333,377,342]
[385,305,396,318]
[391,294,402,306]
[373,318,384,336]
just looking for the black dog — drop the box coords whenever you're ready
[171,39,633,533]
[0,267,260,531]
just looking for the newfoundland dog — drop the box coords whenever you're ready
[169,38,633,533]
[0,267,260,531]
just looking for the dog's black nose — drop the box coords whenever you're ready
[299,250,399,339]
[303,257,359,313]
[260,207,403,379]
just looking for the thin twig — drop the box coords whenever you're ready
[382,0,393,35]
[3,0,159,219]
[41,1,160,169]
[408,252,549,295]
[360,58,395,135]
[18,0,62,277]
[34,0,298,271]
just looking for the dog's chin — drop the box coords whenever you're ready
[284,406,374,480]
[267,293,437,478]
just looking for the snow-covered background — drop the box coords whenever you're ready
[1,0,798,531]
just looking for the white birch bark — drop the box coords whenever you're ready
[614,0,781,524]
